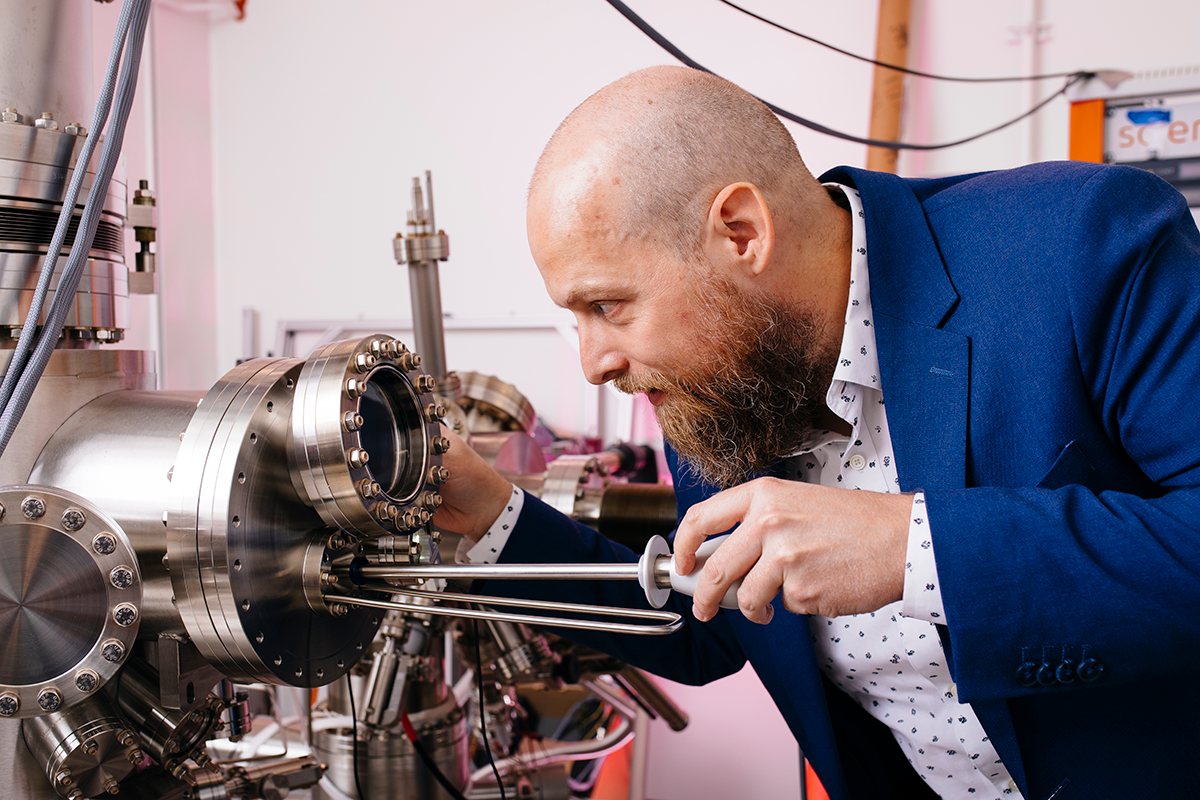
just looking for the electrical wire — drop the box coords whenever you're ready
[602,0,1091,151]
[0,0,153,457]
[398,709,471,800]
[345,675,367,800]
[473,618,507,800]
[717,0,1083,83]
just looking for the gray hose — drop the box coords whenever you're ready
[0,0,152,458]
[0,0,138,416]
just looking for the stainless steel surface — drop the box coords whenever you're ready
[618,667,689,732]
[457,372,537,434]
[469,431,547,478]
[540,455,608,520]
[30,389,204,637]
[0,349,155,486]
[0,0,94,128]
[396,173,451,383]
[349,561,641,581]
[340,586,684,636]
[169,357,382,686]
[290,334,443,539]
[21,694,141,800]
[0,486,141,718]
[313,706,469,800]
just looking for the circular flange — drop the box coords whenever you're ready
[168,358,382,687]
[290,334,444,538]
[0,486,141,718]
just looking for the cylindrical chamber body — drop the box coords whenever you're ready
[0,0,94,127]
[31,390,204,636]
[407,261,447,382]
[313,706,469,800]
[21,694,140,799]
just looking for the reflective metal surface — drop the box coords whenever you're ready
[0,0,94,128]
[21,694,142,800]
[458,372,537,434]
[169,357,381,686]
[0,486,140,718]
[290,334,444,539]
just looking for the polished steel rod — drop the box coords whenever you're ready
[347,562,642,582]
[340,586,682,636]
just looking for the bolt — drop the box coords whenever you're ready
[74,670,99,693]
[193,752,212,769]
[345,378,364,398]
[380,340,399,358]
[67,790,83,800]
[0,693,19,716]
[400,511,415,528]
[431,436,451,454]
[347,448,369,469]
[1,108,20,124]
[398,351,421,370]
[343,411,363,432]
[416,374,436,392]
[110,566,135,589]
[34,112,58,130]
[21,496,46,519]
[92,533,117,555]
[64,122,86,136]
[429,527,441,542]
[428,466,449,485]
[118,730,138,747]
[354,353,377,372]
[61,507,87,531]
[38,689,62,712]
[328,533,346,550]
[320,571,338,586]
[419,509,432,525]
[423,403,446,422]
[128,749,143,765]
[102,640,125,663]
[104,777,120,795]
[54,769,72,786]
[113,602,139,627]
[422,492,443,511]
[330,603,349,617]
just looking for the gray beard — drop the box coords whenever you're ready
[614,277,838,489]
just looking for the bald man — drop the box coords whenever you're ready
[437,66,1200,799]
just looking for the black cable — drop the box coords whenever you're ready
[404,718,472,800]
[718,0,1083,83]
[473,618,507,800]
[603,0,1091,151]
[345,675,367,800]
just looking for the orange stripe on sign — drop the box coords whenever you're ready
[1069,99,1106,163]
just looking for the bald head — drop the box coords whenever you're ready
[529,66,822,261]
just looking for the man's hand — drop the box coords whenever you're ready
[672,478,911,625]
[432,427,514,543]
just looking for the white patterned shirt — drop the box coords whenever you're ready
[796,184,1019,799]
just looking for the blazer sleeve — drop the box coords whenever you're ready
[476,490,747,686]
[926,165,1200,703]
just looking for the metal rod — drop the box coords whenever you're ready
[346,561,642,582]
[339,587,682,636]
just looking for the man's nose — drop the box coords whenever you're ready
[578,328,627,385]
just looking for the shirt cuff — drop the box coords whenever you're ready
[900,492,947,623]
[456,485,525,565]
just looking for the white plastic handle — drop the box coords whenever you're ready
[639,534,741,611]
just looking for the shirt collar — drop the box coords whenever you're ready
[824,182,881,392]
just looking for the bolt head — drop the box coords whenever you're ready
[113,602,139,627]
[347,448,369,469]
[34,113,58,130]
[102,640,126,663]
[92,533,117,555]
[1,109,20,124]
[37,688,62,712]
[21,496,46,519]
[61,508,86,531]
[110,566,135,589]
[354,353,377,372]
[343,411,363,432]
[74,670,99,693]
[64,122,86,136]
[0,693,19,716]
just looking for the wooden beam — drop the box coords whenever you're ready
[866,0,912,173]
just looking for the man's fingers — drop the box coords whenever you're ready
[689,533,761,622]
[736,558,786,625]
[673,483,757,574]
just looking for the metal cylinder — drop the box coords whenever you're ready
[0,0,94,127]
[21,694,141,799]
[30,390,205,636]
[312,706,469,800]
[110,659,222,776]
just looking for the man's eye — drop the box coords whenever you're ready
[594,302,615,316]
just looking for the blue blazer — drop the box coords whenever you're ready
[489,161,1200,800]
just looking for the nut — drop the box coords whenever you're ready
[1,108,21,124]
[431,436,451,455]
[343,411,363,432]
[347,448,369,469]
[64,122,86,136]
[428,466,449,485]
[354,353,377,372]
[34,112,58,130]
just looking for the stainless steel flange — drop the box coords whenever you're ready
[290,334,445,538]
[0,485,141,719]
[168,358,381,687]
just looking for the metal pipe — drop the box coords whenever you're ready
[338,588,683,636]
[618,668,688,732]
[348,561,641,582]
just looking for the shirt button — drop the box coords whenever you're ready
[849,454,867,470]
[1008,779,1018,793]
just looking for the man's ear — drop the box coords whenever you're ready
[702,182,774,276]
